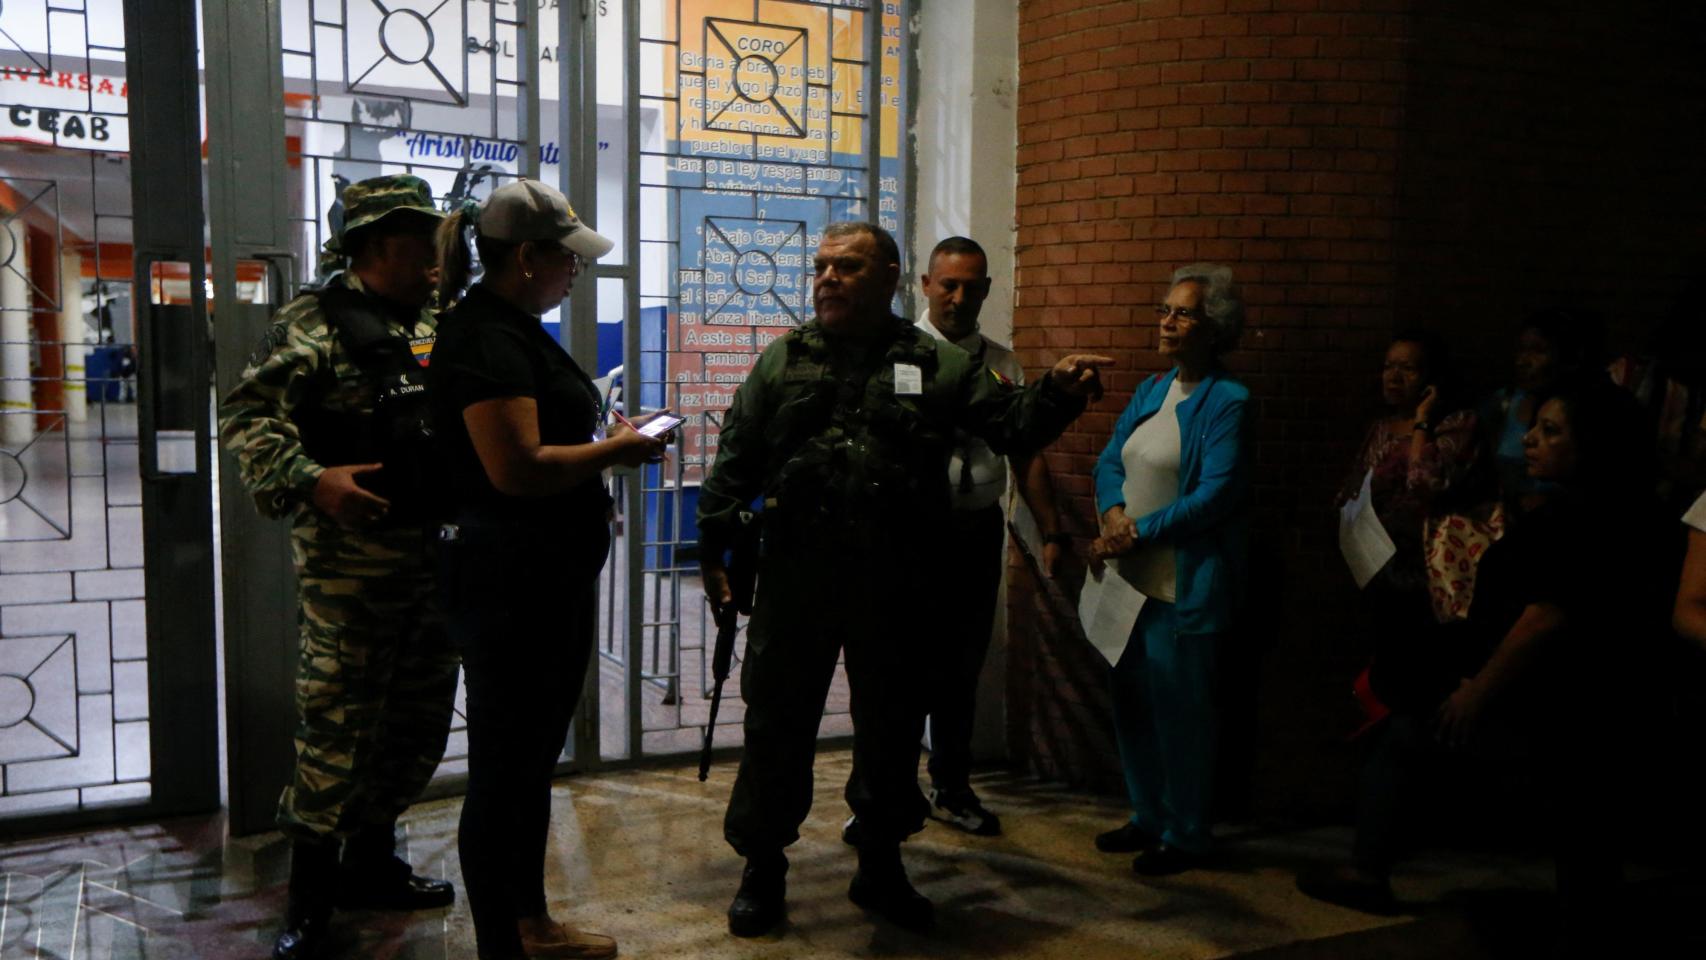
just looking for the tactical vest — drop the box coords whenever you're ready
[292,284,438,526]
[761,324,954,546]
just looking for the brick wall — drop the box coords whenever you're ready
[1004,0,1706,816]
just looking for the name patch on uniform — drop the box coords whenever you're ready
[893,363,923,396]
[409,336,435,367]
[784,362,826,383]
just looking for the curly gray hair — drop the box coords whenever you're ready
[1169,263,1244,352]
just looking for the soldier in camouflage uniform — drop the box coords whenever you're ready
[698,222,1113,938]
[219,175,460,960]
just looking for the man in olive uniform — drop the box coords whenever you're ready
[219,175,460,960]
[698,221,1112,937]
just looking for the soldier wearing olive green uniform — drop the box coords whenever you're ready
[699,222,1112,938]
[219,175,458,959]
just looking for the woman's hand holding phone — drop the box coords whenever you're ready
[607,417,669,467]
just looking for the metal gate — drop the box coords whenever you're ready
[211,0,556,832]
[276,0,547,784]
[3,0,913,837]
[589,0,909,763]
[0,0,219,830]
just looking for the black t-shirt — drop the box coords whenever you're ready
[427,283,613,533]
[1467,492,1677,701]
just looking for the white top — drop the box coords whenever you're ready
[916,311,1026,512]
[1119,377,1195,602]
[1684,491,1706,532]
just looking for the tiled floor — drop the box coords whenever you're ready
[10,746,1687,960]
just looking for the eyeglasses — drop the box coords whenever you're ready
[521,241,585,274]
[1154,304,1203,321]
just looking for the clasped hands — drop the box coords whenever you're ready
[1090,504,1138,563]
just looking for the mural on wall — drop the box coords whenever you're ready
[648,0,904,483]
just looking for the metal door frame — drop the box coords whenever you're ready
[201,0,302,838]
[559,0,604,768]
[1,0,224,837]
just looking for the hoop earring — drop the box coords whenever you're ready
[524,271,533,279]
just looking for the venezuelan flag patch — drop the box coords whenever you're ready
[410,336,435,367]
[989,366,1015,388]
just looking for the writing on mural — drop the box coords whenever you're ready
[397,132,610,163]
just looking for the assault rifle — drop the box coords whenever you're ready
[698,508,760,781]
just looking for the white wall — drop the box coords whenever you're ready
[911,0,1019,346]
[911,0,1021,767]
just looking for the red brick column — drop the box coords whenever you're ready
[1004,0,1706,815]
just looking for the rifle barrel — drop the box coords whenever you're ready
[698,617,740,781]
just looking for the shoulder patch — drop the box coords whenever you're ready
[248,319,292,368]
[989,366,1015,388]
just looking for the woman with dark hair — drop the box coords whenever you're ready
[1302,373,1671,953]
[427,179,669,960]
[1342,331,1485,709]
[1483,308,1606,507]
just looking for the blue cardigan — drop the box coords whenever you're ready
[1092,367,1251,635]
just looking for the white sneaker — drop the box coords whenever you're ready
[929,788,1001,836]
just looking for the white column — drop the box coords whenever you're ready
[58,250,87,423]
[912,0,1019,343]
[0,220,35,447]
[913,0,1022,765]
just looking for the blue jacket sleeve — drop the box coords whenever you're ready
[1093,380,1154,515]
[1132,391,1250,543]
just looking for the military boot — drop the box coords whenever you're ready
[336,822,455,911]
[273,840,338,960]
[848,843,933,932]
[727,851,787,937]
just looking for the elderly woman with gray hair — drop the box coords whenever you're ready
[1088,263,1252,875]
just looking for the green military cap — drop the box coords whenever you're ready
[333,174,442,251]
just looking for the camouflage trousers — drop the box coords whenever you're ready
[277,543,460,843]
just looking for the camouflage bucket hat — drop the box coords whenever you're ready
[332,174,443,251]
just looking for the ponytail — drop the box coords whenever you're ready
[436,208,475,305]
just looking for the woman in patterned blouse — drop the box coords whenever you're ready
[1341,330,1484,710]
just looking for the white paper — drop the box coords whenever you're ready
[1078,559,1148,665]
[893,363,923,395]
[1339,468,1396,590]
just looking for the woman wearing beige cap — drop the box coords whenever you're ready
[428,179,668,959]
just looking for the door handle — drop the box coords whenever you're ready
[252,250,299,306]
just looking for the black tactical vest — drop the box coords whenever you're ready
[761,323,953,548]
[293,284,438,526]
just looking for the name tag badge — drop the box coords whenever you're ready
[894,363,923,396]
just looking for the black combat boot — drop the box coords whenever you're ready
[336,822,455,910]
[273,840,338,960]
[727,851,787,937]
[848,842,933,932]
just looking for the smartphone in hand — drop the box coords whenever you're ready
[637,413,685,438]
